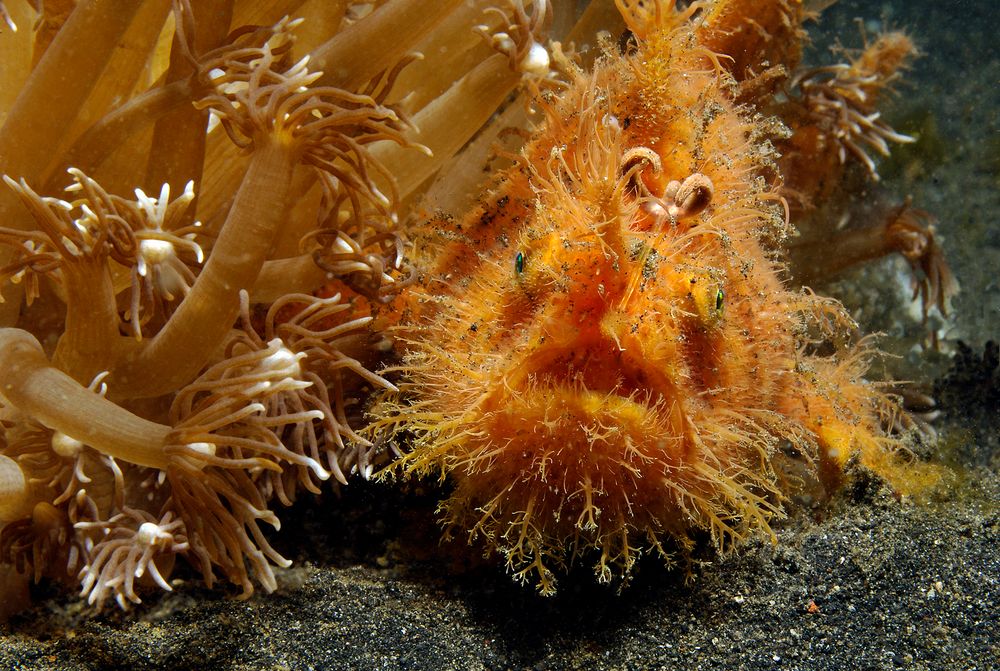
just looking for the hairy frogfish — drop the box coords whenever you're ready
[370,0,945,594]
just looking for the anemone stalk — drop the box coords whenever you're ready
[113,136,299,397]
[0,329,172,470]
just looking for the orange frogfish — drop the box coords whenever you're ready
[370,0,945,594]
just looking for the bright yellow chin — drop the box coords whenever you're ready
[476,382,686,475]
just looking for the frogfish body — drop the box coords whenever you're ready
[371,0,942,593]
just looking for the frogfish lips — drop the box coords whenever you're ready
[475,331,695,477]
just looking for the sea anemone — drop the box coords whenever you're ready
[776,27,956,327]
[76,508,188,609]
[0,1,433,608]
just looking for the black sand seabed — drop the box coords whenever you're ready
[0,466,997,671]
[0,0,997,669]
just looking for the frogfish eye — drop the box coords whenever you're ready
[515,251,525,274]
[715,288,724,312]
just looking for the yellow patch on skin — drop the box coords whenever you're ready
[815,420,854,467]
